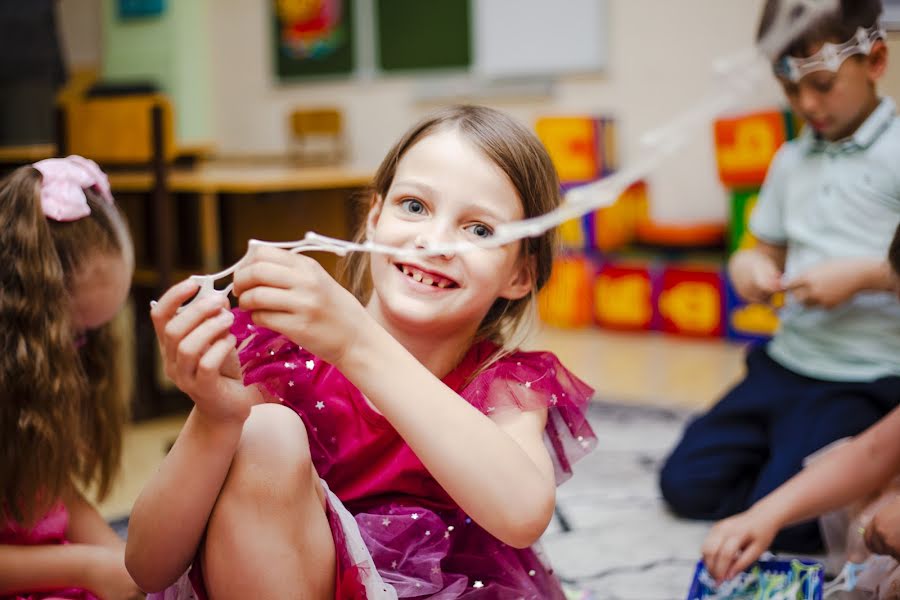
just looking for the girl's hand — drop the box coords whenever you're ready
[233,246,369,365]
[701,509,778,583]
[83,545,144,600]
[151,279,262,425]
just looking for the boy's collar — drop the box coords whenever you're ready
[804,97,896,153]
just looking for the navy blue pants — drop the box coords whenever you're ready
[659,346,900,553]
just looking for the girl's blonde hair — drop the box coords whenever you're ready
[0,166,132,525]
[340,105,561,349]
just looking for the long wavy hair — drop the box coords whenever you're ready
[339,105,561,351]
[0,166,133,525]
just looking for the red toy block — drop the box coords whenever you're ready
[657,266,726,337]
[593,259,657,331]
[714,110,787,188]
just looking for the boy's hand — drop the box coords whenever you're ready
[865,496,900,560]
[151,279,262,425]
[730,251,783,304]
[782,258,874,309]
[233,246,370,366]
[701,509,778,583]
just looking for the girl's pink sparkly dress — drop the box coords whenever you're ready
[1,503,100,600]
[171,311,596,599]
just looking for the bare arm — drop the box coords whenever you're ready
[704,404,900,581]
[0,543,95,593]
[340,319,557,549]
[126,411,244,591]
[65,489,124,549]
[0,491,140,597]
[751,405,900,529]
[125,280,261,592]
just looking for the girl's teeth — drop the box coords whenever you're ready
[423,277,434,286]
[438,281,449,288]
[402,265,410,275]
[413,272,423,282]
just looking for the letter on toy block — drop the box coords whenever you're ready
[715,111,786,188]
[536,116,603,184]
[658,267,726,337]
[594,261,657,330]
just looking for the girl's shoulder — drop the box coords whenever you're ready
[456,340,594,414]
[456,341,597,485]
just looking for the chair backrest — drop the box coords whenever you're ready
[59,93,176,165]
[290,108,342,137]
[289,107,345,165]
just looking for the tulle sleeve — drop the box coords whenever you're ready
[229,309,323,403]
[459,350,597,485]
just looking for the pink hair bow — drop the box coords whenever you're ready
[32,155,114,222]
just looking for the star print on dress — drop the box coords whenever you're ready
[315,401,325,410]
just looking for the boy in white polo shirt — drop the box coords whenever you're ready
[660,0,900,554]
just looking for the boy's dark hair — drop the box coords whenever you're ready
[758,0,883,59]
[890,222,900,277]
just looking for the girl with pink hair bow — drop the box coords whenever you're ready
[0,157,141,599]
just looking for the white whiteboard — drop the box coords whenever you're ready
[473,0,608,78]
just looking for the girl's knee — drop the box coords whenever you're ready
[223,403,316,505]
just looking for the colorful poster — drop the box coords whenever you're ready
[274,0,355,79]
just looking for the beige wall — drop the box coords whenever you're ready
[59,2,899,224]
[209,0,786,223]
[58,0,103,69]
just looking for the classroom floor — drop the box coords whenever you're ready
[98,327,748,521]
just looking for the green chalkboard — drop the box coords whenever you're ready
[273,0,355,80]
[376,0,471,72]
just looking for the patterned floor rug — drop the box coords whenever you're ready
[543,401,712,600]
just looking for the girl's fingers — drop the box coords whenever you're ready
[713,537,743,584]
[162,296,229,363]
[233,260,298,297]
[174,310,235,383]
[727,541,761,581]
[150,278,202,338]
[238,286,304,314]
[195,335,238,389]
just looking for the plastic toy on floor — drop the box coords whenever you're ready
[687,559,824,600]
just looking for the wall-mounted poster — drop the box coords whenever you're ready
[273,0,355,79]
[119,0,165,19]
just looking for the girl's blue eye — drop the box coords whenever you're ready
[401,199,426,215]
[467,223,493,238]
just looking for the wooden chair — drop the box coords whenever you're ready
[289,107,346,165]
